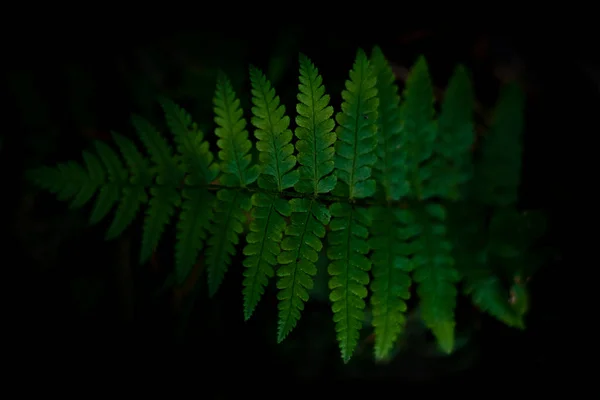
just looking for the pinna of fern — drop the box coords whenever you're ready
[27,46,533,364]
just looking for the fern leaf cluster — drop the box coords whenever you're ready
[28,46,539,363]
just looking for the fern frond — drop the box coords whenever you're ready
[294,53,337,195]
[410,204,459,353]
[242,193,291,320]
[213,73,260,188]
[327,49,379,362]
[249,65,299,192]
[26,132,151,242]
[273,55,337,341]
[105,132,151,240]
[328,203,371,363]
[90,141,128,224]
[369,206,413,361]
[333,49,379,200]
[276,198,330,342]
[130,115,182,265]
[368,46,412,361]
[474,83,525,207]
[159,101,219,284]
[206,74,259,296]
[432,65,475,200]
[159,97,219,185]
[400,56,436,200]
[206,189,251,296]
[370,46,409,201]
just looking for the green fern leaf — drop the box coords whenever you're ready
[105,131,151,240]
[242,192,291,320]
[327,49,378,362]
[467,275,524,328]
[206,189,251,296]
[328,203,372,363]
[273,54,337,341]
[213,73,260,188]
[159,99,220,284]
[293,53,337,194]
[370,46,409,201]
[249,65,299,192]
[176,187,214,284]
[400,56,436,200]
[431,65,475,200]
[410,204,459,353]
[369,207,413,360]
[131,116,182,264]
[159,97,219,185]
[447,203,523,328]
[474,83,525,207]
[89,141,128,224]
[243,66,298,318]
[368,46,412,361]
[334,49,379,200]
[276,198,330,342]
[205,74,259,296]
[131,115,182,186]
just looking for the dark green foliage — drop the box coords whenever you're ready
[28,46,541,363]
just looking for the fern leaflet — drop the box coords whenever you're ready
[368,46,411,361]
[328,49,378,362]
[242,66,297,319]
[207,74,257,295]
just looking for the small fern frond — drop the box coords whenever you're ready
[159,97,219,185]
[105,132,151,240]
[328,203,372,363]
[327,49,379,362]
[474,83,525,207]
[249,65,299,192]
[213,73,260,188]
[400,56,436,200]
[447,203,524,328]
[370,46,409,201]
[131,115,182,186]
[294,53,337,195]
[466,275,524,328]
[206,189,250,296]
[131,116,182,265]
[273,54,337,341]
[159,101,219,284]
[369,207,413,361]
[276,198,330,342]
[410,204,459,353]
[334,49,379,200]
[206,74,259,296]
[368,46,412,361]
[242,193,291,320]
[433,65,475,200]
[90,141,128,225]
